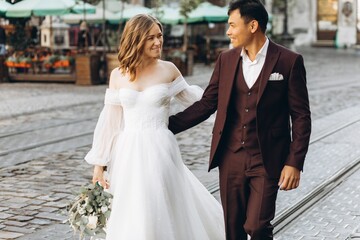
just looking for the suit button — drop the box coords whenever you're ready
[241,140,245,144]
[243,125,246,129]
[245,108,249,112]
[247,92,251,96]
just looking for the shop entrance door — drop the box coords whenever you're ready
[357,0,360,43]
[317,0,338,42]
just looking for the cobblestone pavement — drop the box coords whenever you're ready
[276,160,360,240]
[1,46,360,239]
[0,148,90,240]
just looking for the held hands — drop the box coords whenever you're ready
[92,166,110,189]
[278,165,300,191]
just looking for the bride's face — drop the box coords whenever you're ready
[143,24,163,59]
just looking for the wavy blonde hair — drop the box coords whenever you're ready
[117,14,163,82]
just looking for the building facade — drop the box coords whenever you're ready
[270,0,360,47]
[110,0,360,47]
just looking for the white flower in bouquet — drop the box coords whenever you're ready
[66,182,113,239]
[101,206,108,213]
[87,216,98,230]
[78,207,86,215]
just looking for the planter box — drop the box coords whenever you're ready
[0,56,8,82]
[75,54,102,85]
[9,73,75,82]
[106,53,119,83]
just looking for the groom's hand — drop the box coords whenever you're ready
[278,165,300,191]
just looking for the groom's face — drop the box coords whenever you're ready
[226,9,252,48]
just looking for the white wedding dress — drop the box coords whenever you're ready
[85,76,225,240]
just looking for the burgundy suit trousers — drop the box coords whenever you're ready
[218,147,279,240]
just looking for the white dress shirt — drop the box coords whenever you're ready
[241,38,269,88]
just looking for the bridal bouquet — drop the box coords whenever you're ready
[67,182,113,239]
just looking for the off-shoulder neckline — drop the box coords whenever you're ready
[106,75,184,93]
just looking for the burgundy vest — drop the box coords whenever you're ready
[223,60,262,155]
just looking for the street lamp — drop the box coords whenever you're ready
[280,0,294,48]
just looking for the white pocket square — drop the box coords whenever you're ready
[269,73,284,81]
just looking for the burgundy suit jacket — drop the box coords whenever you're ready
[169,40,311,178]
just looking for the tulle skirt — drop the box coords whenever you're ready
[105,128,225,240]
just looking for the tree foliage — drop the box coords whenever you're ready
[180,0,202,18]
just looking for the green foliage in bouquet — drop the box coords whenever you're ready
[67,183,113,239]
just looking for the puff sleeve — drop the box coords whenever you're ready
[84,89,123,166]
[169,76,204,108]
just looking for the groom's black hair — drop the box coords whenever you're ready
[228,0,268,34]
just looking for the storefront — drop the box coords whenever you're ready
[316,0,360,45]
[358,1,360,43]
[281,0,360,47]
[317,0,338,41]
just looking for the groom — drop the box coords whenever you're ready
[169,0,311,239]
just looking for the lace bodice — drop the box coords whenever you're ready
[85,76,203,166]
[106,84,172,131]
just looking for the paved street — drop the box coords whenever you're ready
[0,46,360,239]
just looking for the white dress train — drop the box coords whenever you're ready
[85,75,225,240]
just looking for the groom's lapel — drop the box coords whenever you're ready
[257,40,280,104]
[223,47,241,107]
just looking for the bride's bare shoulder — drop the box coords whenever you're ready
[158,60,181,82]
[109,68,128,89]
[158,60,178,71]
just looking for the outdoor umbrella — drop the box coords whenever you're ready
[5,0,93,18]
[70,1,96,14]
[151,2,228,25]
[121,5,151,21]
[63,6,117,24]
[0,0,11,17]
[186,2,228,24]
[108,5,151,24]
[151,6,184,25]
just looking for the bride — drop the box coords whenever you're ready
[85,14,225,240]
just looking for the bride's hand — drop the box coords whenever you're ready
[92,166,110,189]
